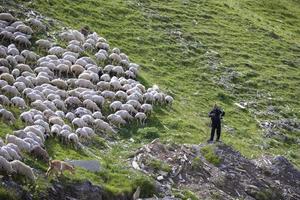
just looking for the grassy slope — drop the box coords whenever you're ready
[2,0,299,197]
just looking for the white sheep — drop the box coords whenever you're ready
[0,94,11,106]
[75,79,95,89]
[51,79,68,90]
[0,148,12,161]
[6,135,31,152]
[115,90,128,102]
[72,118,87,128]
[121,104,138,115]
[49,116,64,126]
[20,111,34,125]
[92,111,104,119]
[0,109,16,124]
[0,13,15,22]
[165,95,174,106]
[141,103,153,116]
[10,160,36,181]
[83,99,100,112]
[109,101,122,112]
[11,96,27,109]
[127,100,142,110]
[0,73,15,84]
[115,110,134,121]
[135,112,147,125]
[101,90,115,100]
[2,145,21,160]
[0,155,14,174]
[71,64,85,77]
[107,114,126,128]
[97,81,110,91]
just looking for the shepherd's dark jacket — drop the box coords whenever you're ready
[209,108,225,126]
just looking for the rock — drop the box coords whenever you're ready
[66,160,100,172]
[157,175,164,181]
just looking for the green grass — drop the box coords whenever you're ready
[19,0,299,167]
[201,145,221,166]
[1,0,300,197]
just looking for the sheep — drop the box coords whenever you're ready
[79,114,92,125]
[165,95,174,106]
[143,92,155,104]
[50,124,61,137]
[0,66,9,74]
[35,39,52,51]
[48,46,65,57]
[0,31,14,42]
[135,112,147,125]
[74,107,92,117]
[10,160,36,181]
[30,145,49,163]
[115,90,128,102]
[154,93,164,104]
[76,128,90,140]
[110,101,122,112]
[65,96,82,109]
[0,80,8,89]
[34,119,50,133]
[0,156,14,174]
[0,94,10,106]
[141,103,153,116]
[6,135,31,152]
[72,118,87,128]
[112,65,124,77]
[109,53,121,65]
[55,111,65,119]
[27,18,46,32]
[7,55,18,68]
[103,64,113,73]
[0,148,12,161]
[107,114,126,128]
[92,111,104,119]
[101,90,115,100]
[21,50,39,62]
[68,133,79,148]
[20,111,34,125]
[66,112,75,122]
[15,35,31,48]
[51,79,68,90]
[127,100,142,110]
[97,81,110,91]
[13,81,26,93]
[6,143,21,156]
[115,110,134,121]
[83,99,100,112]
[16,24,33,35]
[75,79,95,89]
[0,73,15,85]
[24,126,45,142]
[11,96,27,109]
[16,63,33,73]
[121,104,138,115]
[96,42,109,51]
[0,13,15,22]
[2,146,21,160]
[49,116,64,126]
[110,78,122,91]
[93,119,116,134]
[0,109,15,124]
[31,100,48,111]
[70,64,85,77]
[112,47,120,55]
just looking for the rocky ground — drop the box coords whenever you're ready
[130,139,300,200]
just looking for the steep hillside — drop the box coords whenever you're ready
[0,0,299,199]
[25,0,300,165]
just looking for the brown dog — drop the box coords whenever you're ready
[46,160,75,177]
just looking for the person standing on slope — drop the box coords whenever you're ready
[208,103,225,142]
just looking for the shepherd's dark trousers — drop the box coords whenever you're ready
[210,124,221,141]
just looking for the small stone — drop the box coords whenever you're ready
[157,175,164,181]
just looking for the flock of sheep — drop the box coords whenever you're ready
[0,12,173,181]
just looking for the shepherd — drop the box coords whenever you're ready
[208,103,225,142]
